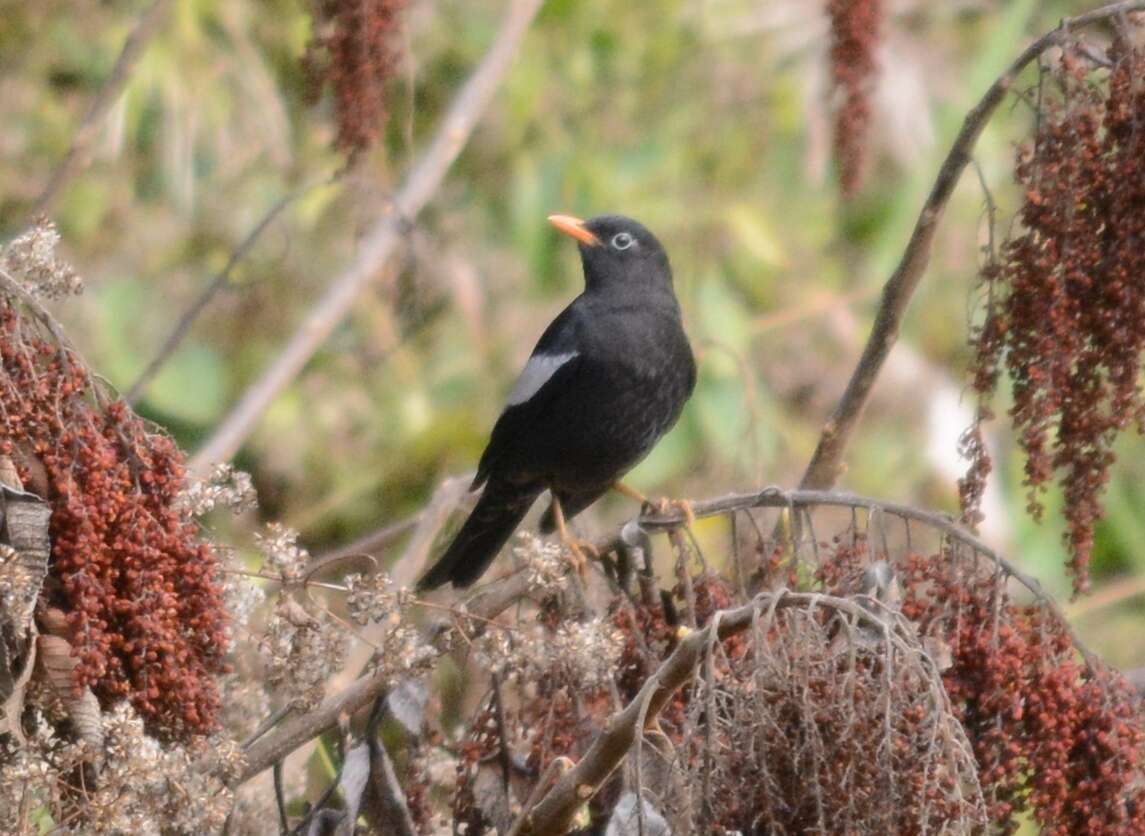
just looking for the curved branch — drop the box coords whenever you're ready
[597,485,1093,662]
[797,0,1145,491]
[603,488,1037,597]
[190,0,545,474]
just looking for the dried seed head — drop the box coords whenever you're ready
[963,37,1145,594]
[827,0,884,198]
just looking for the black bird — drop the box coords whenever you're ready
[417,214,696,591]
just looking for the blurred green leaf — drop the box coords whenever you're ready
[146,344,227,424]
[724,203,788,270]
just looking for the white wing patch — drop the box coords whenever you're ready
[506,352,577,406]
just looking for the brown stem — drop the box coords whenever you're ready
[797,0,1145,491]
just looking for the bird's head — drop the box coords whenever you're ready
[548,213,673,295]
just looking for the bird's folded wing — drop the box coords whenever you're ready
[471,303,588,488]
[506,351,578,405]
[501,301,586,410]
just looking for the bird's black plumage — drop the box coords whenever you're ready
[417,214,696,591]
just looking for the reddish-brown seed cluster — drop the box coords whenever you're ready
[900,550,1145,833]
[826,0,883,198]
[963,37,1145,594]
[302,0,407,158]
[0,302,227,738]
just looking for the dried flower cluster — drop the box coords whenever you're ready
[0,287,227,738]
[0,705,239,834]
[261,594,348,710]
[826,0,883,198]
[516,532,569,595]
[472,616,623,693]
[252,526,434,710]
[176,462,257,518]
[253,521,309,583]
[302,0,407,158]
[248,526,343,708]
[678,576,985,833]
[962,36,1145,594]
[0,219,83,300]
[815,532,1145,833]
[345,571,435,686]
[344,567,401,625]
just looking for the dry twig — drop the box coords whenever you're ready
[124,175,339,405]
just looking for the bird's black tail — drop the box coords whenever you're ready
[417,480,540,591]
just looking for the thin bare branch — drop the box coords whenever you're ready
[602,488,1032,596]
[29,0,175,220]
[124,175,339,405]
[190,0,546,474]
[306,517,419,574]
[797,0,1145,491]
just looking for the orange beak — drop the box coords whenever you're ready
[547,214,600,247]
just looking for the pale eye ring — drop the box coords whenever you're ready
[611,231,635,250]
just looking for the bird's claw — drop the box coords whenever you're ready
[642,497,696,528]
[560,535,598,579]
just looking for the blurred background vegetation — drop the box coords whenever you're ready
[1,0,1141,667]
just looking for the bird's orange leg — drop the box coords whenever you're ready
[550,495,598,578]
[612,481,695,528]
[611,481,648,504]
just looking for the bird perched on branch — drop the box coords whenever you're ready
[417,213,696,591]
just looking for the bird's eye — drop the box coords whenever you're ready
[610,232,635,250]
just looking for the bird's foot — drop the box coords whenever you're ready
[559,533,599,578]
[646,496,696,528]
[614,483,694,528]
